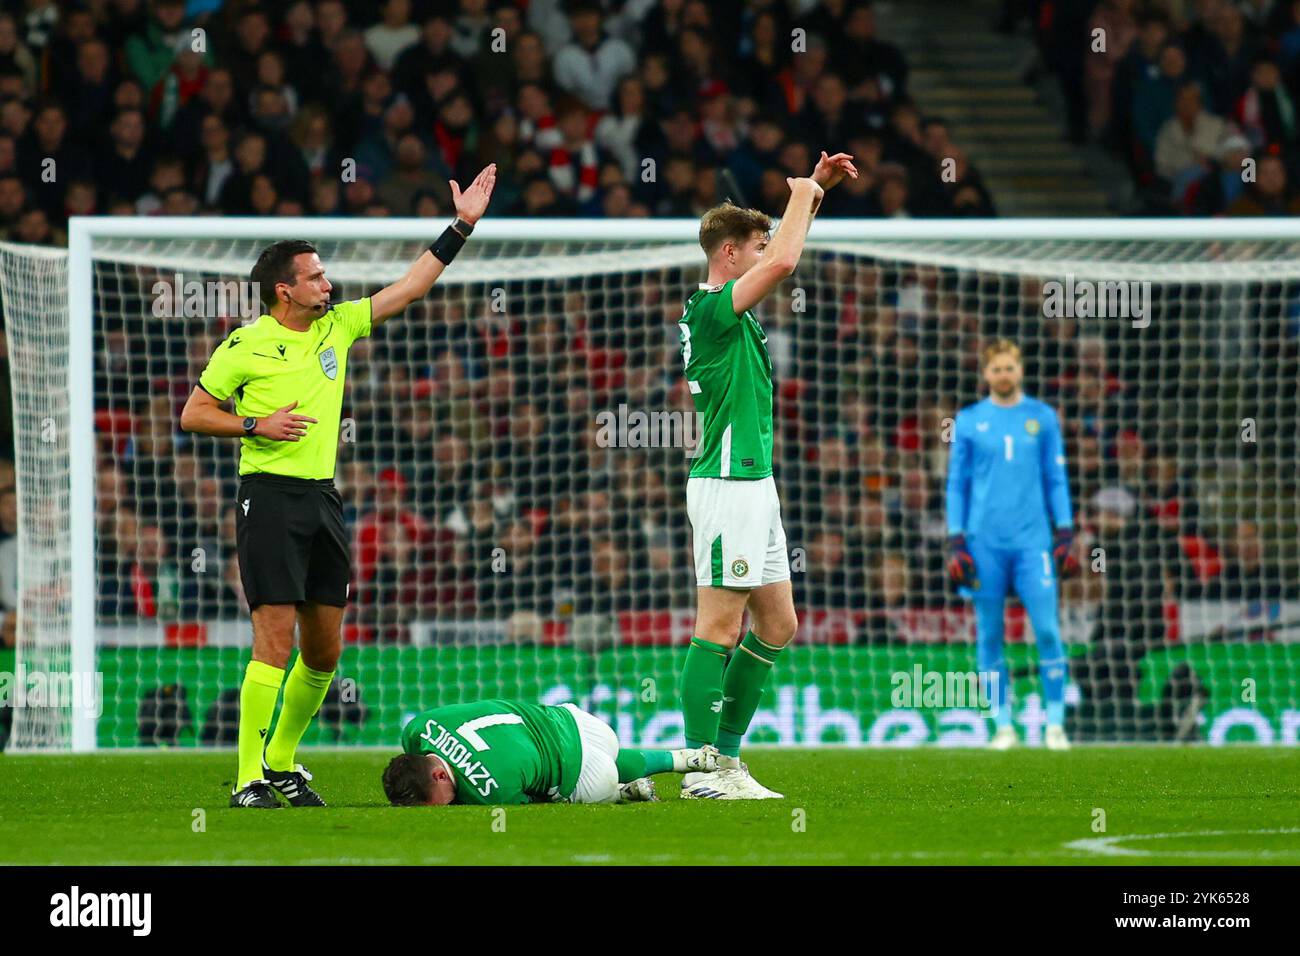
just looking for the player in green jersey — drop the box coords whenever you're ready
[383,698,718,805]
[676,151,857,800]
[181,165,496,808]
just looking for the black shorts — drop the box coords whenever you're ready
[235,474,350,610]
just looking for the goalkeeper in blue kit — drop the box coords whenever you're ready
[945,340,1079,750]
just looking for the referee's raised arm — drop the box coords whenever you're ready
[175,165,496,810]
[368,163,497,326]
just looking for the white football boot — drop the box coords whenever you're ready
[723,756,784,799]
[617,777,660,802]
[673,745,720,774]
[1045,724,1071,751]
[988,725,1018,750]
[682,755,784,800]
[680,764,755,800]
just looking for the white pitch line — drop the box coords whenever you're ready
[1064,828,1300,858]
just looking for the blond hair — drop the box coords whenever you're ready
[981,338,1022,368]
[698,201,771,257]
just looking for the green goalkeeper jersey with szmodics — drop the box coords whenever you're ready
[196,298,372,480]
[400,699,584,805]
[678,279,773,479]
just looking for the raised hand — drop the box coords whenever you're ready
[450,163,497,225]
[811,150,858,191]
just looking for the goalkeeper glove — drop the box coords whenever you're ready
[946,534,976,587]
[1053,527,1079,578]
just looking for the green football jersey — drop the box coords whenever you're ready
[678,279,774,479]
[399,699,584,805]
[197,298,371,480]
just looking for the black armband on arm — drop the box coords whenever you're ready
[429,223,468,265]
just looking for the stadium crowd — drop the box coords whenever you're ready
[1022,0,1300,214]
[86,256,1300,655]
[0,0,995,248]
[0,0,1004,649]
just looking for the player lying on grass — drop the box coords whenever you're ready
[675,149,857,799]
[382,698,718,806]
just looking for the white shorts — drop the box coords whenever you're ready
[686,475,790,589]
[562,703,621,804]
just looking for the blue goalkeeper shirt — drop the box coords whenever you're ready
[945,395,1072,551]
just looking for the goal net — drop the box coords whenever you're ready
[5,218,1299,751]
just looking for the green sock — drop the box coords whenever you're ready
[264,657,335,772]
[238,659,284,788]
[615,749,675,783]
[717,631,783,757]
[681,635,729,748]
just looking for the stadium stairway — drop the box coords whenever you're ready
[876,0,1115,216]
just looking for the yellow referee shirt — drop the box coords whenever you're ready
[197,298,371,479]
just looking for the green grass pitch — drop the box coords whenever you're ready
[2,748,1298,865]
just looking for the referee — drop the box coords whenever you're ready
[181,164,496,808]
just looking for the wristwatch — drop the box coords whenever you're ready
[242,416,258,435]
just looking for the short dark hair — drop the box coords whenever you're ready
[383,753,434,806]
[251,239,317,308]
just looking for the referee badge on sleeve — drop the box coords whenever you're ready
[319,346,338,380]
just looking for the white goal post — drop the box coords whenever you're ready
[3,215,1298,751]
